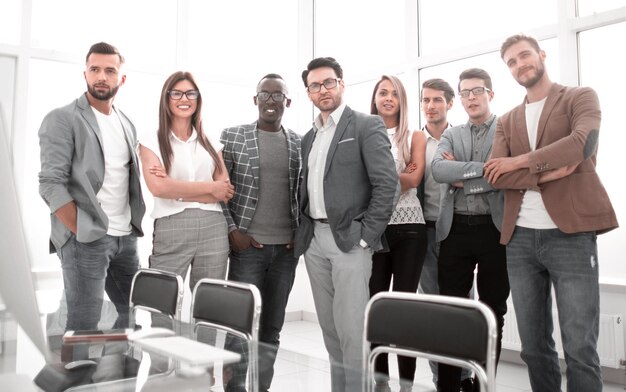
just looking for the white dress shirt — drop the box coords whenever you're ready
[140,128,223,219]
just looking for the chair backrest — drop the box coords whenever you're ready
[363,292,498,392]
[190,278,261,341]
[129,269,184,327]
[191,278,261,392]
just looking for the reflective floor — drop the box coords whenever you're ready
[1,291,625,391]
[275,320,626,392]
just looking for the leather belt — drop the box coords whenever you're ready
[314,218,329,224]
[452,214,492,226]
[425,220,436,229]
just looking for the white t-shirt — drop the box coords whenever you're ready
[516,97,558,229]
[140,128,224,219]
[92,107,132,236]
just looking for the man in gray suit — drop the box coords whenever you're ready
[431,68,509,392]
[38,42,144,331]
[295,57,398,392]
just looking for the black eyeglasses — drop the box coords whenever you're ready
[458,87,491,98]
[307,78,340,93]
[256,92,288,102]
[167,90,200,100]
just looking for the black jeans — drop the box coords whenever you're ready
[369,223,427,386]
[436,217,509,392]
[225,244,297,392]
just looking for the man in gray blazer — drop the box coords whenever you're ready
[295,57,398,392]
[38,42,144,331]
[431,68,509,392]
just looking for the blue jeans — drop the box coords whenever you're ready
[226,244,298,392]
[58,234,139,331]
[507,226,601,392]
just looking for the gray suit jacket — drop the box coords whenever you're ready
[431,117,503,242]
[38,94,145,253]
[294,106,398,256]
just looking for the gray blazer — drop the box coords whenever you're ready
[294,106,398,257]
[431,117,503,243]
[38,94,145,253]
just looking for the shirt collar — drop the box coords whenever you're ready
[467,114,495,131]
[422,122,451,141]
[313,103,347,131]
[169,127,198,143]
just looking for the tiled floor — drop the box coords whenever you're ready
[274,320,626,392]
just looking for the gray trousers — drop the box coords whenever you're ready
[304,221,372,392]
[149,208,229,290]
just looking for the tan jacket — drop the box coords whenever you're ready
[491,83,617,244]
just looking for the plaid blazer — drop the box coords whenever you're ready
[220,122,302,234]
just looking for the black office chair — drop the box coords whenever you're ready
[363,292,498,392]
[129,268,184,333]
[191,278,262,392]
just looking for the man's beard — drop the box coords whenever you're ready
[517,61,545,88]
[87,84,119,101]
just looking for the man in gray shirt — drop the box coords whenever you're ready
[431,68,509,392]
[220,73,301,392]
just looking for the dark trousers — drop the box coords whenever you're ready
[436,217,509,392]
[369,223,427,386]
[225,244,297,392]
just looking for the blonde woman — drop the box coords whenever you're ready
[369,75,427,392]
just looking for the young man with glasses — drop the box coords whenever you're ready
[295,57,398,392]
[431,68,510,392]
[220,73,301,392]
[38,42,145,331]
[485,34,618,391]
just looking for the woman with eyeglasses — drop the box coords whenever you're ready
[368,75,428,392]
[139,71,234,306]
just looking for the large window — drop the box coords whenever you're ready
[30,0,178,71]
[314,1,408,78]
[579,22,626,280]
[419,0,556,56]
[186,0,303,134]
[577,0,626,16]
[0,0,20,45]
[0,56,16,147]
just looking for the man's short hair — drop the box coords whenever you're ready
[500,34,542,59]
[458,68,492,91]
[421,78,455,103]
[301,57,343,87]
[257,73,284,90]
[86,42,124,64]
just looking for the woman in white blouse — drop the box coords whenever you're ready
[139,71,234,298]
[368,75,428,392]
